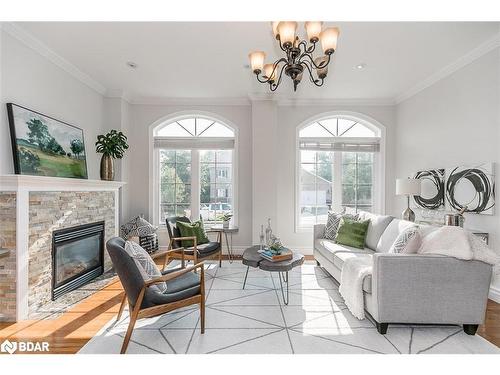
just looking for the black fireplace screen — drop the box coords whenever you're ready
[52,221,104,300]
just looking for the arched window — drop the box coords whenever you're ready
[152,115,236,225]
[297,115,383,227]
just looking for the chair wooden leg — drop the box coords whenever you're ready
[116,292,127,322]
[218,232,222,267]
[200,267,205,334]
[120,303,141,354]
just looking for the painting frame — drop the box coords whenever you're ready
[7,103,89,179]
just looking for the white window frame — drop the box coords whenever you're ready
[295,112,386,232]
[149,112,239,227]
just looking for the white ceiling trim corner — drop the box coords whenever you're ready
[276,97,396,106]
[127,96,251,106]
[105,89,133,103]
[395,31,500,104]
[2,22,107,96]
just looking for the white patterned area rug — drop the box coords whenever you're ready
[79,261,499,354]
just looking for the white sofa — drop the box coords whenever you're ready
[313,211,492,335]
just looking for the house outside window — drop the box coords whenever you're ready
[152,115,236,225]
[297,115,383,228]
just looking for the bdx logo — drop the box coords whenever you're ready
[1,339,49,354]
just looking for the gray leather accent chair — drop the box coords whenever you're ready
[313,212,492,335]
[166,216,223,266]
[107,237,206,353]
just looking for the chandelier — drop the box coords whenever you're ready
[248,22,339,92]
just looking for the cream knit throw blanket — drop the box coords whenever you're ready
[339,255,373,320]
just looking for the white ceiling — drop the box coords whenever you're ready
[15,21,500,101]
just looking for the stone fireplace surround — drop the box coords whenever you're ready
[0,175,125,321]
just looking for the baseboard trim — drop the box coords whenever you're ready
[489,285,500,303]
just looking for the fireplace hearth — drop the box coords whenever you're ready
[52,221,105,300]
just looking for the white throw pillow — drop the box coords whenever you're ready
[389,226,421,254]
[418,226,472,260]
[124,240,167,293]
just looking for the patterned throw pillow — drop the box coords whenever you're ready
[389,226,421,254]
[124,241,167,293]
[324,210,344,240]
[324,210,358,240]
[121,216,157,239]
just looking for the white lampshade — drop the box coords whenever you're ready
[320,27,339,54]
[277,21,297,47]
[305,21,323,42]
[396,178,421,196]
[248,51,265,74]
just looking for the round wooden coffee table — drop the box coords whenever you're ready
[242,245,305,305]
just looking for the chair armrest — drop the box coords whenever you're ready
[145,262,205,286]
[152,247,186,268]
[170,236,197,249]
[371,253,492,324]
[313,224,325,240]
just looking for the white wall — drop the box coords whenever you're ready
[395,48,500,297]
[0,29,104,179]
[103,97,131,222]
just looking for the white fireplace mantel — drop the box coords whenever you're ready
[0,174,126,191]
[0,174,126,321]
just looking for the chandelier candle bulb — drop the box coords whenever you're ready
[263,64,276,82]
[315,56,329,78]
[249,51,266,74]
[320,27,340,54]
[305,21,323,43]
[277,21,298,47]
[271,21,280,39]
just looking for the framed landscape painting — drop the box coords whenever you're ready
[7,103,88,179]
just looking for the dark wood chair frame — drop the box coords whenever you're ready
[116,247,205,354]
[166,217,223,267]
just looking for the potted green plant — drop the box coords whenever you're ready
[95,130,129,181]
[221,212,233,229]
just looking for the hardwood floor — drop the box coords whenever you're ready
[1,262,498,354]
[0,278,124,354]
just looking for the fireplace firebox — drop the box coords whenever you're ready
[52,221,105,300]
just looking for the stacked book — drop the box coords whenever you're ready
[259,247,293,262]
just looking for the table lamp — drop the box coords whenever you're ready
[396,178,421,222]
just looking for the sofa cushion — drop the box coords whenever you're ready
[376,219,416,253]
[315,239,372,264]
[357,211,394,250]
[333,251,373,269]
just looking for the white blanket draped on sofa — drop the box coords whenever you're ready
[339,255,372,320]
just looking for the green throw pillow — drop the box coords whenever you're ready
[176,220,210,247]
[335,217,370,249]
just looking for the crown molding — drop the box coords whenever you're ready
[2,22,106,96]
[127,96,251,106]
[105,89,133,104]
[395,32,500,104]
[277,97,396,106]
[248,92,396,106]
